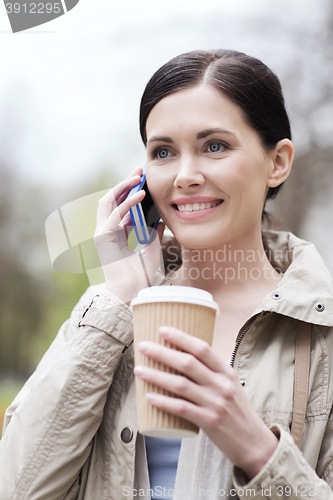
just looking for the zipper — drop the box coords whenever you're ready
[229,311,270,367]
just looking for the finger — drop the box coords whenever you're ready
[159,326,225,373]
[125,165,143,180]
[97,175,142,225]
[103,175,142,206]
[99,189,146,232]
[137,341,213,385]
[134,365,204,406]
[139,222,165,280]
[120,212,134,239]
[144,392,214,430]
[119,211,132,231]
[107,189,146,229]
[116,190,129,207]
[117,167,144,206]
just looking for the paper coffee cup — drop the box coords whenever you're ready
[131,286,219,438]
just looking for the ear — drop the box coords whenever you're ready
[267,139,294,188]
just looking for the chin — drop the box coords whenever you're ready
[172,229,219,250]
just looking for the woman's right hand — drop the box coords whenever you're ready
[94,166,165,304]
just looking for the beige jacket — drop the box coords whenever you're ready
[1,231,333,500]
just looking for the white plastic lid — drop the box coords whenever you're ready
[131,286,219,311]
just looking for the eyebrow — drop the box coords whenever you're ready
[147,128,237,144]
[197,128,237,140]
[147,135,174,145]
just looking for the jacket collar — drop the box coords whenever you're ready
[160,230,333,327]
[259,231,333,327]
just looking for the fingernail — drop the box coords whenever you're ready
[134,366,146,378]
[139,341,150,353]
[159,327,171,338]
[134,190,145,197]
[146,393,156,401]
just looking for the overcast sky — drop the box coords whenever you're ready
[1,0,333,280]
[0,0,330,192]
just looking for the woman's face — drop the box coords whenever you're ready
[145,84,277,249]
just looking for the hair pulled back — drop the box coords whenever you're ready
[140,49,291,202]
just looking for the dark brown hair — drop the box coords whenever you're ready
[140,49,292,203]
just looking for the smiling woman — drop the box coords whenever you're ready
[144,84,292,260]
[141,51,292,220]
[1,50,333,500]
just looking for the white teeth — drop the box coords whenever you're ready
[176,201,221,212]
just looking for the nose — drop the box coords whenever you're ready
[173,157,205,189]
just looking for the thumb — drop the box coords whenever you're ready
[140,222,165,281]
[156,221,166,244]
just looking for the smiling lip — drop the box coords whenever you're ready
[171,196,223,205]
[171,197,224,220]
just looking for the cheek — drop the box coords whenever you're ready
[146,177,169,216]
[233,159,268,194]
[147,176,161,198]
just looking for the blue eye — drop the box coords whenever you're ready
[209,142,222,153]
[149,146,171,161]
[157,148,169,159]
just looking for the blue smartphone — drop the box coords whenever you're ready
[128,165,161,244]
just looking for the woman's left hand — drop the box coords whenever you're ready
[133,326,278,480]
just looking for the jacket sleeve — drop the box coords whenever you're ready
[0,286,134,500]
[232,424,333,499]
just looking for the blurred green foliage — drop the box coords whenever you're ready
[0,380,24,437]
[0,162,117,387]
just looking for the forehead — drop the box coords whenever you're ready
[145,84,250,138]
